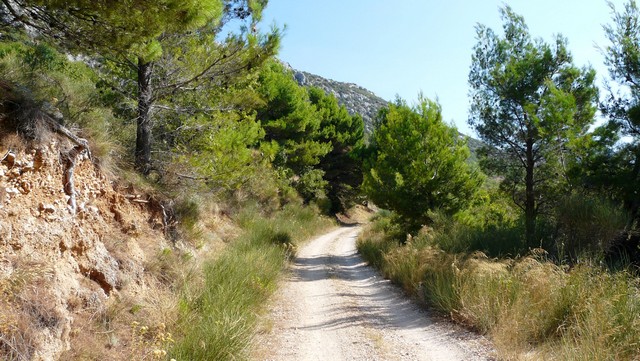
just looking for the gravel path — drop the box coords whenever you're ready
[253,226,495,361]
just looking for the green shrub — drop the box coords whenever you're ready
[294,168,328,204]
[414,211,526,258]
[554,194,628,262]
[362,97,482,229]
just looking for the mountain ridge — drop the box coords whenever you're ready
[283,62,389,134]
[289,68,387,134]
[285,64,484,160]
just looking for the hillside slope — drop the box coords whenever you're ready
[0,133,194,360]
[288,66,484,154]
[291,69,387,134]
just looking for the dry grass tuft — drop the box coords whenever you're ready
[170,202,333,360]
[0,132,27,155]
[0,259,58,361]
[357,215,640,360]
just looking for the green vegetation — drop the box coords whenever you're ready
[357,2,640,360]
[358,213,640,359]
[584,0,640,226]
[469,6,598,247]
[256,61,332,201]
[2,0,239,172]
[171,203,331,360]
[363,97,482,230]
[310,87,365,212]
[4,0,640,359]
[256,61,364,209]
[0,1,364,359]
[0,36,122,165]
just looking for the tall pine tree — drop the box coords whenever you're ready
[309,87,364,212]
[469,6,597,247]
[363,97,481,229]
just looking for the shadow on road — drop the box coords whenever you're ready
[290,244,440,332]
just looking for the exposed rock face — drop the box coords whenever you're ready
[0,137,171,360]
[286,64,486,156]
[286,66,388,135]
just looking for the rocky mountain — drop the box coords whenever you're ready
[288,68,387,135]
[288,65,485,159]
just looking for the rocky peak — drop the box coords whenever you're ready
[287,66,388,134]
[285,63,485,160]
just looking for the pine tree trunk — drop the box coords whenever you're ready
[135,58,153,174]
[525,137,536,248]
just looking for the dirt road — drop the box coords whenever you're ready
[254,226,494,361]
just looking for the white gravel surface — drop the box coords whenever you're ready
[253,226,495,361]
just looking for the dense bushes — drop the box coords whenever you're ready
[554,195,629,261]
[374,184,630,263]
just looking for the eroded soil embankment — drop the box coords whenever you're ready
[0,138,176,360]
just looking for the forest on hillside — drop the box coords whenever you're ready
[2,0,640,359]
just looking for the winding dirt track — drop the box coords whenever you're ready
[254,226,494,361]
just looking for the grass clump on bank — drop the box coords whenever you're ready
[170,202,331,360]
[357,212,640,360]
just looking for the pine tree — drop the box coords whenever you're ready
[363,97,481,229]
[308,87,364,212]
[469,6,597,246]
[1,0,278,173]
[599,0,640,222]
[256,62,331,183]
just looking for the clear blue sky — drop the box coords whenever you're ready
[260,0,626,136]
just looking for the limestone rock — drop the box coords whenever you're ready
[77,240,120,294]
[294,71,306,86]
[39,202,56,214]
[290,68,388,134]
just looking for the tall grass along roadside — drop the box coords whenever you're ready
[357,214,640,360]
[170,203,331,360]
